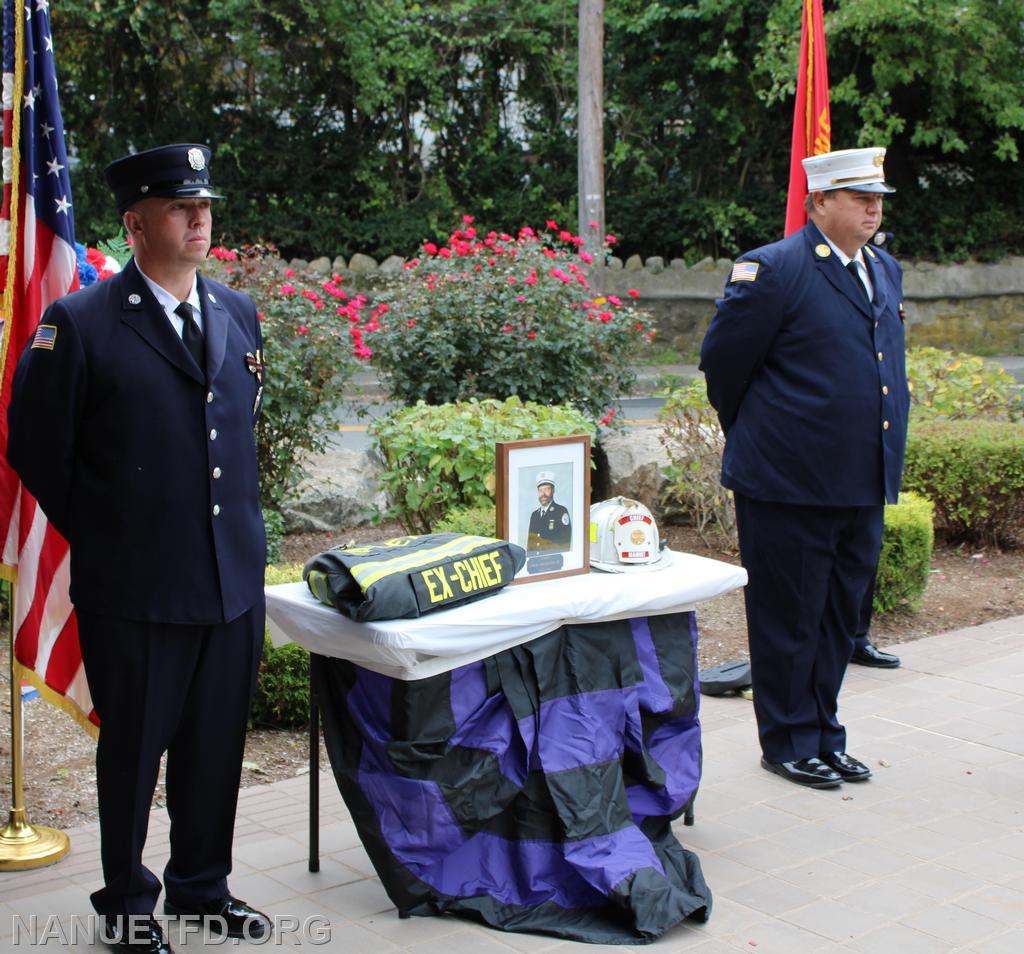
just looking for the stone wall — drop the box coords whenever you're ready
[293,251,1024,356]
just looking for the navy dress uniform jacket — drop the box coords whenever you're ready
[700,222,910,507]
[7,258,266,624]
[527,502,572,554]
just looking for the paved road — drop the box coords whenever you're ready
[332,357,1024,452]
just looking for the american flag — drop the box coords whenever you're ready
[0,0,96,733]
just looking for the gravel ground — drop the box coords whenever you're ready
[3,523,1022,829]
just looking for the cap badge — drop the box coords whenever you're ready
[187,148,206,171]
[128,293,142,305]
[873,153,885,167]
[815,244,831,258]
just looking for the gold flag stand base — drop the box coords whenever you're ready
[0,807,70,870]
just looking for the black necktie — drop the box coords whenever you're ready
[846,260,870,306]
[175,301,204,369]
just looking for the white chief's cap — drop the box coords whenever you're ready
[536,471,556,488]
[802,147,896,194]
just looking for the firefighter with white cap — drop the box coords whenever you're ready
[526,471,572,554]
[699,146,909,792]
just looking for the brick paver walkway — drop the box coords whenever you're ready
[2,615,1022,952]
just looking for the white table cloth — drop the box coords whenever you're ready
[266,550,746,679]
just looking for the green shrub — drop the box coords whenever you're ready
[907,347,1022,421]
[874,493,934,614]
[434,506,499,537]
[205,245,375,509]
[657,378,736,546]
[903,420,1024,546]
[252,562,309,728]
[263,507,285,566]
[368,219,652,419]
[371,398,595,534]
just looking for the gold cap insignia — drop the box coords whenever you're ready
[873,152,885,167]
[815,244,831,258]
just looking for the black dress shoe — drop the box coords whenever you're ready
[99,916,172,953]
[164,895,271,940]
[760,756,842,789]
[819,751,872,782]
[850,641,901,668]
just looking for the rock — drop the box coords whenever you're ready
[281,447,387,533]
[348,253,379,274]
[289,258,309,273]
[669,258,687,270]
[691,257,715,271]
[599,427,670,512]
[625,254,644,272]
[332,254,348,273]
[379,255,406,275]
[607,256,624,270]
[308,256,332,276]
[645,256,665,274]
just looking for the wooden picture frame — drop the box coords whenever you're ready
[495,434,591,584]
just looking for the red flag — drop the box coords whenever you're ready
[784,0,832,235]
[1,0,97,734]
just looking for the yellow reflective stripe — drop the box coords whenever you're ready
[351,536,500,590]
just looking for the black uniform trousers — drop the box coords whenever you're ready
[76,605,265,917]
[733,493,884,763]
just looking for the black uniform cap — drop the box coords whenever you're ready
[104,143,224,214]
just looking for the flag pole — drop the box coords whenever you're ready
[0,566,70,871]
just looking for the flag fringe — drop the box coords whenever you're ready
[12,659,99,740]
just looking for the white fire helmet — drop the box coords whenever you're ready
[589,497,670,573]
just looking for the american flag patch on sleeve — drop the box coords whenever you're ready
[31,324,58,350]
[730,262,760,283]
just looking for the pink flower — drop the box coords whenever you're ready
[438,247,452,259]
[605,234,617,245]
[524,272,538,286]
[600,311,613,323]
[599,409,616,426]
[588,220,600,229]
[256,311,264,322]
[545,219,558,230]
[353,344,373,360]
[558,230,572,242]
[579,250,593,264]
[628,288,640,298]
[507,276,517,283]
[501,325,513,333]
[516,295,526,303]
[527,330,536,339]
[284,268,297,278]
[301,289,319,302]
[608,294,622,306]
[462,213,474,224]
[423,242,438,255]
[635,322,644,331]
[296,324,309,335]
[406,319,416,328]
[279,284,296,295]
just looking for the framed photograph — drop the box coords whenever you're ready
[495,434,591,584]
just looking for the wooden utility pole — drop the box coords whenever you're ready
[578,0,605,293]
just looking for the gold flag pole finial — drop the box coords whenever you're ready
[0,579,70,869]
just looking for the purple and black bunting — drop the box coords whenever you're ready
[313,613,712,944]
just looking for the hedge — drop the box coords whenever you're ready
[874,493,935,614]
[902,420,1024,546]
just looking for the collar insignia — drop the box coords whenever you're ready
[815,244,831,258]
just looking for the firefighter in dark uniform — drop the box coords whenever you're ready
[7,144,270,953]
[700,147,910,790]
[526,471,572,554]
